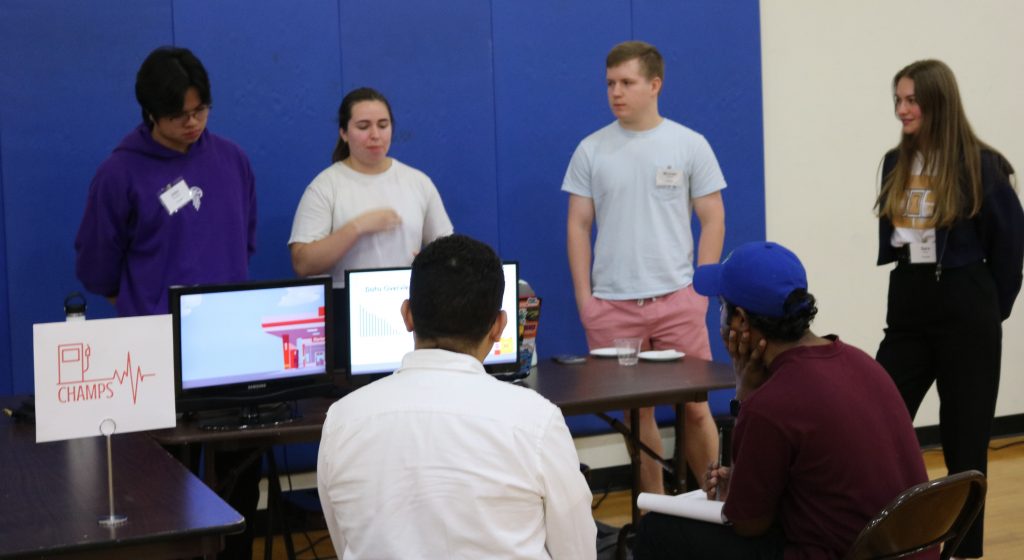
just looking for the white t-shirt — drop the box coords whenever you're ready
[289,159,453,287]
[562,119,726,299]
[317,349,597,560]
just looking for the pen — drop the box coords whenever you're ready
[715,425,724,501]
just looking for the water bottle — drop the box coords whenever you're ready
[64,292,87,322]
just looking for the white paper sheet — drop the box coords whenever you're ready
[637,489,726,525]
[33,315,176,442]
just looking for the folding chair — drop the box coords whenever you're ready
[845,470,986,560]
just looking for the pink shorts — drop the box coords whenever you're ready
[580,285,712,360]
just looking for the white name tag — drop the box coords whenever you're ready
[159,179,193,215]
[656,167,684,189]
[909,238,937,264]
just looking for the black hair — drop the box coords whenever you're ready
[408,234,504,348]
[725,289,818,343]
[135,46,211,127]
[331,87,394,163]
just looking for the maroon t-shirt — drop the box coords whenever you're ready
[722,337,934,560]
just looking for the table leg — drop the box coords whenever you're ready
[674,402,687,492]
[629,407,641,527]
[204,446,218,489]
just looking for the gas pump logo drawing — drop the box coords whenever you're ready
[58,343,91,383]
[55,343,156,405]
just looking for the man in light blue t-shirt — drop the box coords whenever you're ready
[562,40,726,495]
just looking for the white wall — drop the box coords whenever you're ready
[760,0,1024,426]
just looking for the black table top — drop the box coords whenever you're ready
[0,397,244,560]
[150,355,735,447]
[523,354,735,416]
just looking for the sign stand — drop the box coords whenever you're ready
[97,418,127,527]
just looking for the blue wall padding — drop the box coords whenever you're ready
[0,0,173,394]
[338,0,502,245]
[0,125,8,394]
[0,0,762,432]
[173,0,345,282]
[492,0,634,359]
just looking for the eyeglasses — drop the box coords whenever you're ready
[164,105,210,126]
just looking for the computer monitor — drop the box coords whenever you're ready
[169,276,336,428]
[345,262,520,381]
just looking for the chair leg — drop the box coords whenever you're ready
[615,523,633,560]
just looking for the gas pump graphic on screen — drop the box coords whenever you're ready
[261,306,327,370]
[58,343,91,384]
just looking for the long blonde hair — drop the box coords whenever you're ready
[876,59,990,227]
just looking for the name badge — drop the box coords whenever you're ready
[656,167,684,190]
[159,179,193,215]
[909,237,937,264]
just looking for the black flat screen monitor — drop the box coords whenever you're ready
[345,262,520,381]
[170,276,335,425]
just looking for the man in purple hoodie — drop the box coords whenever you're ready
[75,46,257,317]
[74,46,259,560]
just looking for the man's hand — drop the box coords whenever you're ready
[704,463,731,502]
[574,292,593,318]
[724,328,769,400]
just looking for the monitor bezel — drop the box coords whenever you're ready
[344,262,520,383]
[169,275,335,411]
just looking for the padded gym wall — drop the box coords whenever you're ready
[0,0,764,396]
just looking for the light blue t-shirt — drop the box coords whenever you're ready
[562,119,726,299]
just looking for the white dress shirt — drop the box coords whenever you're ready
[317,349,596,559]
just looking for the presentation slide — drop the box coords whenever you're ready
[348,265,517,375]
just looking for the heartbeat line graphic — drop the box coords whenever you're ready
[110,352,156,404]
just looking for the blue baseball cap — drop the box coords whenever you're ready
[693,241,807,318]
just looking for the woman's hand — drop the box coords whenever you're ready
[352,208,401,235]
[291,207,401,277]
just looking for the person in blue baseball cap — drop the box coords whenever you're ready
[634,241,932,560]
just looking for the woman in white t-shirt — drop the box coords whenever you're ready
[289,87,454,367]
[874,59,1023,560]
[289,87,453,287]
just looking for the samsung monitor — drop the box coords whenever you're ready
[170,276,336,428]
[345,262,520,382]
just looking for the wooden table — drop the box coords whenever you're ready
[0,397,245,560]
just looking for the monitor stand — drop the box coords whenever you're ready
[196,401,301,431]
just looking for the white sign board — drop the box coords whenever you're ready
[32,315,176,442]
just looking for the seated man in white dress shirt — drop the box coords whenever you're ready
[317,233,597,559]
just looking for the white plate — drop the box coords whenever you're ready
[589,347,619,358]
[639,350,685,361]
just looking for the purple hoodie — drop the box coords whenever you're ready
[75,124,257,316]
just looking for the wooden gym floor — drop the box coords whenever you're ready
[254,435,1024,559]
